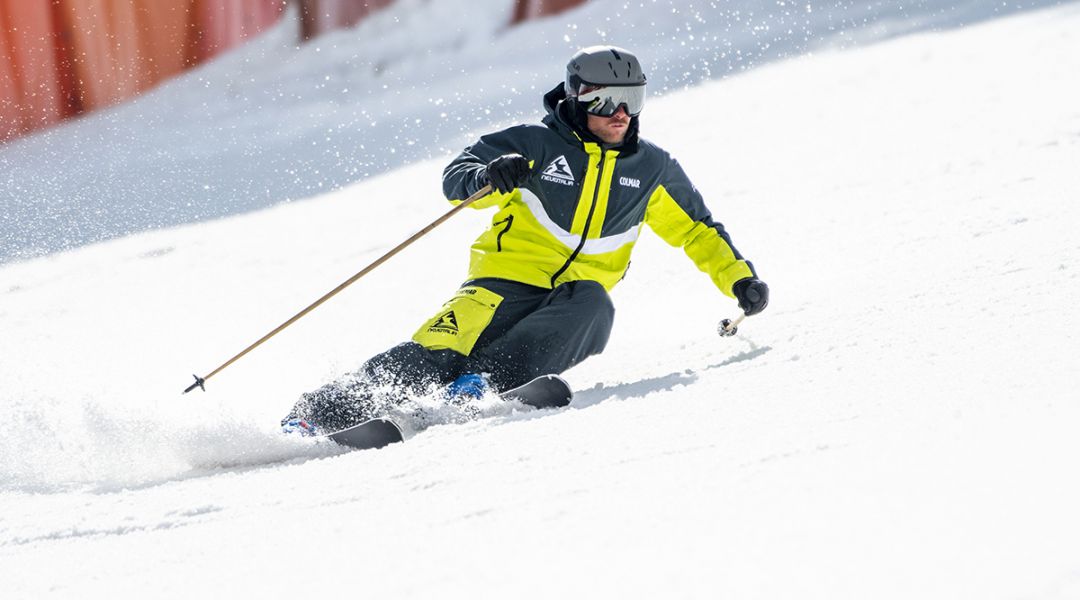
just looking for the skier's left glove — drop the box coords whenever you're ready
[732,277,769,316]
[483,154,530,194]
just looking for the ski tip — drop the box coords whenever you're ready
[327,417,404,450]
[501,374,573,409]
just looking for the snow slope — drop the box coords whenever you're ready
[0,0,1066,263]
[3,1,1080,598]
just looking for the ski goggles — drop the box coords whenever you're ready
[575,83,646,117]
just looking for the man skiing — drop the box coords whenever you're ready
[283,45,769,434]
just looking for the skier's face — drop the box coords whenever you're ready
[586,106,631,144]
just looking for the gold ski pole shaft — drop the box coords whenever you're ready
[183,184,493,393]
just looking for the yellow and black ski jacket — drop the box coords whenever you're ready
[442,85,757,297]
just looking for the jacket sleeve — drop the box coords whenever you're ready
[443,125,535,210]
[644,157,757,298]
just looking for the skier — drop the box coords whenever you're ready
[283,45,769,434]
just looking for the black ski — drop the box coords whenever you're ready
[500,374,573,409]
[324,375,570,451]
[326,417,403,450]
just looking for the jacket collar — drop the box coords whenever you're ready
[542,83,640,155]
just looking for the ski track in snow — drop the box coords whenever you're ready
[3,1,1080,599]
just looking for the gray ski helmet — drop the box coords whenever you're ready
[565,45,647,116]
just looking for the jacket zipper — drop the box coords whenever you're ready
[494,215,514,251]
[550,151,605,287]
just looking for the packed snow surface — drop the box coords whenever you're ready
[2,1,1080,598]
[0,0,1067,262]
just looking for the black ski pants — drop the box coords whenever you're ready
[284,278,614,430]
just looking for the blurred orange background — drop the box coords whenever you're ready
[0,0,584,143]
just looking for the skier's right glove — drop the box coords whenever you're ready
[483,153,530,194]
[732,277,769,316]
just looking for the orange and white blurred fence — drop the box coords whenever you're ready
[1,0,584,144]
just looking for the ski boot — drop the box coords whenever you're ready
[281,418,319,437]
[444,373,490,401]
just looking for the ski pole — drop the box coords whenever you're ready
[717,314,746,337]
[183,184,494,394]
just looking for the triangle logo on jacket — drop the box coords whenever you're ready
[541,155,575,185]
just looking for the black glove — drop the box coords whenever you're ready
[483,154,530,194]
[732,277,769,316]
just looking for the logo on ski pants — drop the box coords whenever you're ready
[412,286,504,356]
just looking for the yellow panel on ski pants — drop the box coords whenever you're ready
[411,285,505,356]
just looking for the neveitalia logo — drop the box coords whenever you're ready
[541,155,575,186]
[428,310,459,335]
